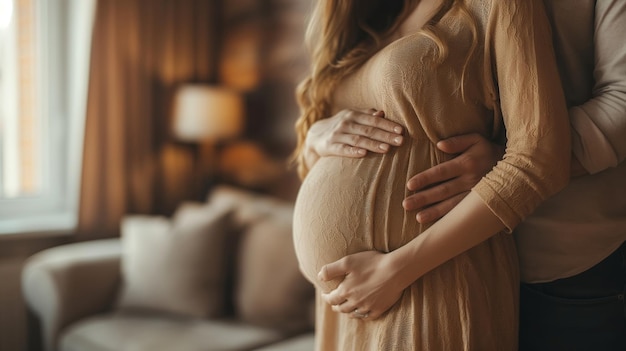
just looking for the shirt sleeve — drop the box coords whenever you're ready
[569,0,626,174]
[473,0,571,231]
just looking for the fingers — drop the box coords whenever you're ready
[332,132,390,154]
[318,251,398,321]
[337,132,402,154]
[407,133,501,193]
[352,110,403,135]
[336,112,404,154]
[322,291,371,319]
[405,133,501,224]
[325,292,359,314]
[311,108,405,159]
[436,133,483,154]
[330,144,368,158]
[403,176,468,211]
[318,259,348,282]
[415,193,468,223]
[320,257,371,318]
[364,108,384,118]
[406,159,462,192]
[323,291,347,307]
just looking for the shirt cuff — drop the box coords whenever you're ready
[570,106,619,174]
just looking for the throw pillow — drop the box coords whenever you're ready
[234,200,315,332]
[208,185,290,226]
[116,204,235,318]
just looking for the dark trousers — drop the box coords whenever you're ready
[519,241,626,351]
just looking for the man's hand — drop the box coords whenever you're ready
[403,133,504,223]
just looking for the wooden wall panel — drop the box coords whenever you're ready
[220,0,310,156]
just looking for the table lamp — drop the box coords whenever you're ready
[172,84,244,181]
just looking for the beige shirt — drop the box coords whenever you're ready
[515,0,626,283]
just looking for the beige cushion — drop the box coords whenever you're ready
[234,200,315,333]
[207,185,287,225]
[116,204,235,318]
[60,313,286,351]
[253,333,315,351]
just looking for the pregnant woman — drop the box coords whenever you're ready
[292,0,571,350]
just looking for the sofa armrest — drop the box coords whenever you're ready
[22,238,122,351]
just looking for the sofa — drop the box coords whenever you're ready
[22,186,316,351]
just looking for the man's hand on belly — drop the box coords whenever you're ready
[403,133,503,223]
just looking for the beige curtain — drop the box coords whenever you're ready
[78,0,219,239]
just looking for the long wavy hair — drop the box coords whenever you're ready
[292,0,478,178]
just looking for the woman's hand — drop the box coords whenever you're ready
[318,250,408,320]
[303,109,404,169]
[403,133,504,223]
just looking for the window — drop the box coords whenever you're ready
[0,0,95,235]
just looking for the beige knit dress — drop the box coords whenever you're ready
[293,0,570,350]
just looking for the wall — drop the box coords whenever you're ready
[216,0,310,200]
[221,0,309,155]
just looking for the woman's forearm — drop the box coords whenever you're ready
[390,191,506,288]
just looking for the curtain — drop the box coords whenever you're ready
[78,0,219,239]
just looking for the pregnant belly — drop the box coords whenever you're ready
[293,155,414,291]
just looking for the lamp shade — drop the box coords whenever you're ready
[172,85,244,142]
